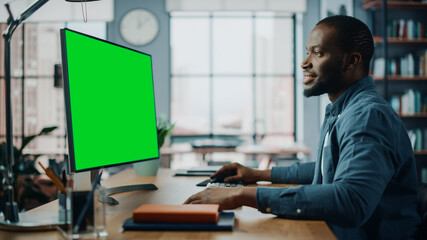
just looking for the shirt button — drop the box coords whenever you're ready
[337,114,341,118]
[296,209,302,214]
[266,207,271,213]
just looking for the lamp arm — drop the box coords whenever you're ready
[3,4,18,38]
[5,3,14,25]
[1,0,50,223]
[19,0,49,23]
[3,0,50,38]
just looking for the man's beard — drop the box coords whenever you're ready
[303,64,344,98]
[303,79,330,97]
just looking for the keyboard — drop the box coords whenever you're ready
[196,179,246,187]
[207,182,245,187]
[196,170,246,187]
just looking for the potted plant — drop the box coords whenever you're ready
[0,126,58,211]
[133,117,175,176]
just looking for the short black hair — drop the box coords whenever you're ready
[317,15,374,74]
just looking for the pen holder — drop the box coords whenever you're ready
[58,192,70,224]
[58,187,107,239]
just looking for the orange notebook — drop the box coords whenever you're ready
[133,204,220,223]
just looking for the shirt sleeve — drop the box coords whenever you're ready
[271,162,315,184]
[256,108,400,228]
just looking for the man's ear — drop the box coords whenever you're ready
[343,52,362,72]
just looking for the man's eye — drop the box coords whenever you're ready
[314,52,321,56]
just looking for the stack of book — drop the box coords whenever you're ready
[122,204,235,231]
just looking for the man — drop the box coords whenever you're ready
[185,15,421,239]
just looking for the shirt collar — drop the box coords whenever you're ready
[325,75,375,117]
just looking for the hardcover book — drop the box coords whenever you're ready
[133,204,220,223]
[124,211,234,231]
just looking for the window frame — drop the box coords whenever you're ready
[169,12,297,143]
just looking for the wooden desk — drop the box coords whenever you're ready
[1,168,336,239]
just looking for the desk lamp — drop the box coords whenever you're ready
[1,0,101,231]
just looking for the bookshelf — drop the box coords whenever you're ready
[363,0,427,180]
[363,1,427,10]
[398,113,427,118]
[373,36,427,44]
[415,150,427,156]
[373,76,427,81]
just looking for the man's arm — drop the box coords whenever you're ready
[257,108,402,227]
[186,108,406,228]
[184,187,258,210]
[210,163,271,183]
[211,161,316,184]
[185,162,316,209]
[271,162,315,184]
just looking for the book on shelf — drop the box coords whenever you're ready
[421,53,425,76]
[408,128,427,151]
[373,49,427,77]
[387,19,424,39]
[420,49,427,76]
[373,58,385,77]
[399,53,414,76]
[425,129,427,152]
[390,89,426,115]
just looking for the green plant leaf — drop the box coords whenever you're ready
[39,126,58,135]
[20,126,58,151]
[156,121,175,148]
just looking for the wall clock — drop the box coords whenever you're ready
[119,9,159,46]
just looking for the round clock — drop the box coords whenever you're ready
[119,9,159,46]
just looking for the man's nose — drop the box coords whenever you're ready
[301,57,311,69]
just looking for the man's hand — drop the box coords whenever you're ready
[184,187,257,210]
[211,162,271,183]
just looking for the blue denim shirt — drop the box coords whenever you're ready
[256,76,420,239]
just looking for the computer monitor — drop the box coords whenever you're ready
[60,28,159,204]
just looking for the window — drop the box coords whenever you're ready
[0,22,105,156]
[170,12,295,140]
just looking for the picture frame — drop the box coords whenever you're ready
[320,0,354,19]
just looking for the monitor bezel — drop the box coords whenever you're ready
[60,28,159,173]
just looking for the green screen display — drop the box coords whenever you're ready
[60,28,159,172]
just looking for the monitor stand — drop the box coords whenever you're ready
[99,184,158,205]
[74,170,158,205]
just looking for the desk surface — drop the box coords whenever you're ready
[1,168,335,240]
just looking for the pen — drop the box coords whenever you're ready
[38,162,67,194]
